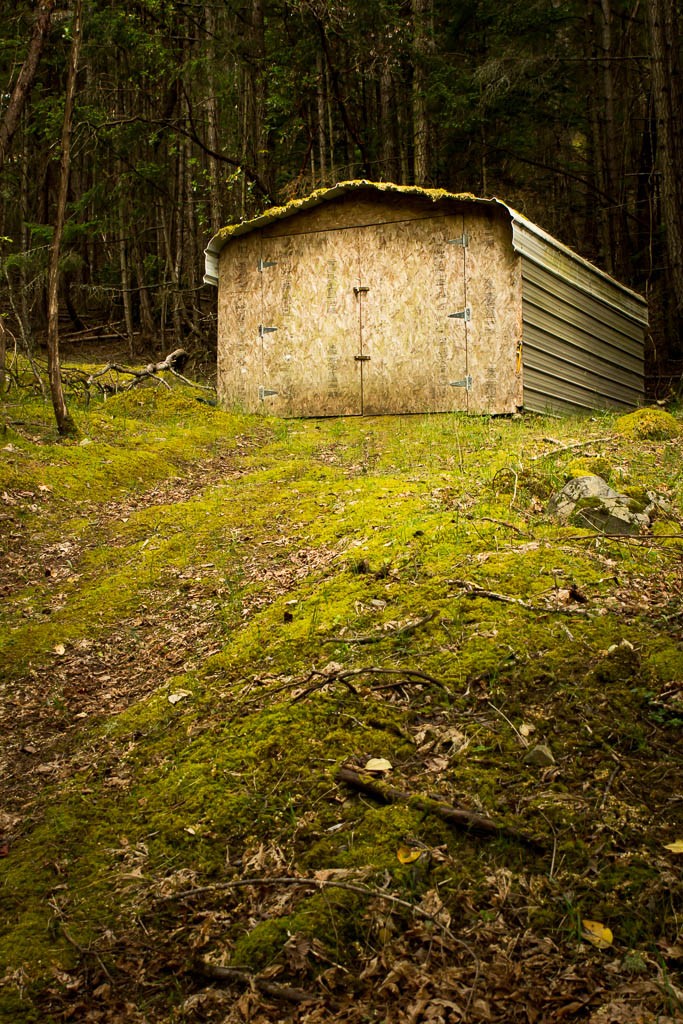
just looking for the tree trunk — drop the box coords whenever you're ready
[46,0,81,437]
[132,237,155,338]
[117,164,136,356]
[647,0,683,313]
[204,1,223,232]
[412,0,432,185]
[325,61,336,181]
[0,318,6,394]
[0,0,56,169]
[316,50,327,185]
[379,59,397,182]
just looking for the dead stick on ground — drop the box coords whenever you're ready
[167,875,481,982]
[336,766,543,851]
[290,665,448,703]
[87,362,171,390]
[86,349,214,392]
[532,436,615,459]
[168,366,215,392]
[326,610,438,645]
[468,515,531,537]
[163,876,454,924]
[194,962,315,1003]
[449,579,589,616]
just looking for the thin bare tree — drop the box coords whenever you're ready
[46,0,82,436]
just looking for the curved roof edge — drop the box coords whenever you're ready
[203,179,647,318]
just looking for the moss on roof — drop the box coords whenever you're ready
[211,180,481,244]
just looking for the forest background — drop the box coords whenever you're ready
[0,0,682,393]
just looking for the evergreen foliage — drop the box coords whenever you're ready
[0,0,681,385]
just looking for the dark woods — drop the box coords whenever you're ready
[1,0,681,392]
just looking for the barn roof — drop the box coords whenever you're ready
[203,180,647,320]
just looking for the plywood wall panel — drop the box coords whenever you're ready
[465,210,523,414]
[259,230,362,416]
[217,234,262,411]
[218,200,522,416]
[360,215,469,414]
[263,194,462,239]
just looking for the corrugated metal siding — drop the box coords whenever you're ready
[511,218,647,414]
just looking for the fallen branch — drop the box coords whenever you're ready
[449,579,589,615]
[290,665,448,703]
[326,610,438,645]
[87,361,171,391]
[162,873,481,976]
[85,349,215,395]
[336,765,543,851]
[491,466,518,504]
[193,961,315,1004]
[470,515,531,537]
[167,366,215,392]
[532,436,614,460]
[161,874,456,925]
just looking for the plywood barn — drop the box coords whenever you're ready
[204,181,647,417]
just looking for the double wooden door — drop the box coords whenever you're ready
[254,214,471,416]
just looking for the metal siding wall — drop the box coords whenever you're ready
[512,222,647,414]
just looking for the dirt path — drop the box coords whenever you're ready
[1,438,311,838]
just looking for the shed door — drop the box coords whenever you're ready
[256,214,469,417]
[359,215,469,414]
[258,231,362,416]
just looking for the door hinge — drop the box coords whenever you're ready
[354,354,371,362]
[259,324,278,337]
[450,375,473,391]
[448,307,471,321]
[258,386,279,400]
[353,285,370,295]
[447,233,469,247]
[258,259,277,271]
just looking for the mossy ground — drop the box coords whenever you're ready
[1,380,683,1023]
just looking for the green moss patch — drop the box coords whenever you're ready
[1,387,682,1023]
[616,407,681,440]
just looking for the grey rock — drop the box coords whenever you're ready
[548,475,650,536]
[523,744,556,767]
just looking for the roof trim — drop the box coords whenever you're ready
[203,180,647,315]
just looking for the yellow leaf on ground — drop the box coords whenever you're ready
[397,845,422,864]
[664,839,683,854]
[364,758,392,773]
[582,919,613,949]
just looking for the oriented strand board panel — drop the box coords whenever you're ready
[258,229,362,416]
[216,233,262,411]
[465,208,523,414]
[359,214,469,414]
[219,200,478,415]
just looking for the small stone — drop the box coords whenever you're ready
[547,476,651,536]
[523,744,556,767]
